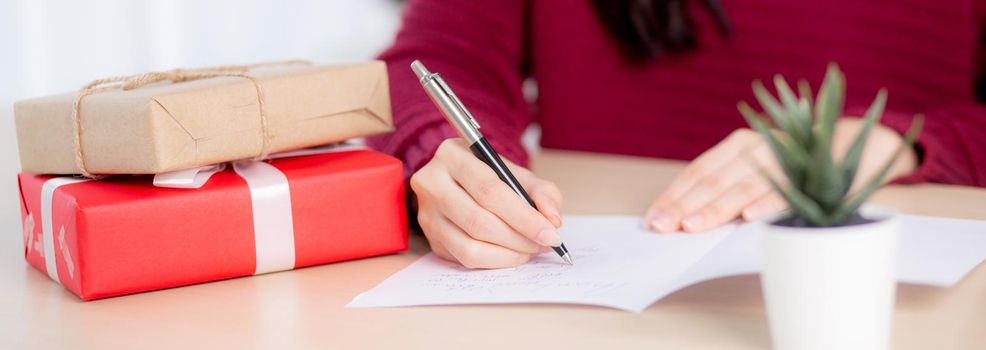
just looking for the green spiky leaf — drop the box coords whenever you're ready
[773,75,812,143]
[814,64,845,147]
[803,64,847,213]
[797,79,813,108]
[738,102,809,188]
[830,115,924,224]
[739,64,923,227]
[763,171,831,227]
[840,89,888,186]
[753,80,807,146]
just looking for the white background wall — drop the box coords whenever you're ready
[0,0,404,233]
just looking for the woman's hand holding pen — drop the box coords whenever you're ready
[644,119,919,233]
[411,138,564,269]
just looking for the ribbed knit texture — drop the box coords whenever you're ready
[368,0,986,186]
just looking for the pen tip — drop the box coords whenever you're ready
[562,254,574,265]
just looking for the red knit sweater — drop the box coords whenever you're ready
[368,0,986,187]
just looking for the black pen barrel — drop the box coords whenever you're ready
[468,138,537,208]
[469,138,572,261]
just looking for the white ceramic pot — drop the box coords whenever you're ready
[759,206,899,350]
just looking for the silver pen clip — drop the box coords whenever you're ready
[434,75,481,130]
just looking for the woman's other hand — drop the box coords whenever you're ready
[644,119,918,233]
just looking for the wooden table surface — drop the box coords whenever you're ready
[1,149,984,349]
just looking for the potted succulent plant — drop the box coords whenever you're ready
[738,64,922,350]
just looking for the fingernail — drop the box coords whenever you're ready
[536,228,561,247]
[741,208,757,221]
[743,205,769,221]
[644,208,658,223]
[682,214,705,232]
[648,210,676,232]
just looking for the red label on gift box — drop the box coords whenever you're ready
[18,150,408,300]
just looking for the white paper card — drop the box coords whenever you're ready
[348,214,986,312]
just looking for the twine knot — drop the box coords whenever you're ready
[71,60,310,178]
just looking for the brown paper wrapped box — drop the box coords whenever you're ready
[14,61,392,175]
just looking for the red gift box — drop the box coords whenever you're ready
[17,149,408,300]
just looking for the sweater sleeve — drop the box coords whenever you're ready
[366,0,532,183]
[854,6,986,187]
[842,102,986,187]
[877,105,986,186]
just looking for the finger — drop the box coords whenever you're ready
[502,157,534,180]
[674,142,778,214]
[446,150,561,247]
[433,213,533,269]
[646,143,769,232]
[506,160,563,206]
[503,160,564,228]
[431,243,454,261]
[426,230,456,262]
[530,189,563,228]
[526,181,563,228]
[645,130,762,231]
[741,194,788,221]
[429,174,541,254]
[652,130,761,206]
[681,177,772,232]
[416,207,456,262]
[664,155,761,227]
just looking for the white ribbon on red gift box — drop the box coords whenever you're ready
[31,143,365,285]
[39,177,91,283]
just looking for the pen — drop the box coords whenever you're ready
[411,59,574,265]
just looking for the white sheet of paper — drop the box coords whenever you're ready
[348,214,986,312]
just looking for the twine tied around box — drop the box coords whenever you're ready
[71,60,311,178]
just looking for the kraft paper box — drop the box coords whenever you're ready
[14,61,392,175]
[18,149,408,300]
